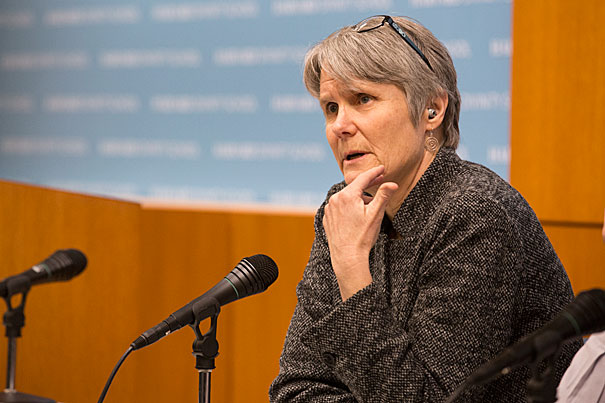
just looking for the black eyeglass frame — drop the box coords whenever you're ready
[355,15,434,72]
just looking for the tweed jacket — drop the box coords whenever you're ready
[270,148,581,402]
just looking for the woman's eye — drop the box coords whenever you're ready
[326,103,338,114]
[359,94,372,104]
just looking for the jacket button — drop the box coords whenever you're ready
[322,352,336,367]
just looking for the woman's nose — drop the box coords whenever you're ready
[331,107,356,138]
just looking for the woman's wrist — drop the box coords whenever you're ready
[330,257,373,301]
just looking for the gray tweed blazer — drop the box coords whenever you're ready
[270,147,581,402]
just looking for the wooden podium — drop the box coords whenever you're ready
[0,179,314,402]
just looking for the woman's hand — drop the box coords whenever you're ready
[323,166,398,301]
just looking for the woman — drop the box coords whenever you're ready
[270,16,580,402]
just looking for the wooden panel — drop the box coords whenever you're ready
[543,223,605,294]
[0,180,143,402]
[133,208,233,403]
[128,206,314,402]
[224,212,315,403]
[510,0,605,224]
[0,181,316,403]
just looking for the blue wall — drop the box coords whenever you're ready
[0,0,511,207]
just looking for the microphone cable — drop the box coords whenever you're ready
[96,345,134,403]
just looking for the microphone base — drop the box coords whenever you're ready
[0,391,55,403]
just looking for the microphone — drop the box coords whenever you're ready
[465,288,605,388]
[0,249,87,298]
[131,254,278,350]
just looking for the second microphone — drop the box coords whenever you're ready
[131,254,278,350]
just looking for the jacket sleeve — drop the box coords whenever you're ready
[270,197,524,402]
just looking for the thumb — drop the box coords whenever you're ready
[368,182,398,215]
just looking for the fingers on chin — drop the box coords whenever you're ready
[367,175,385,189]
[381,182,399,192]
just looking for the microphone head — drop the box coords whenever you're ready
[226,254,278,299]
[563,288,605,338]
[37,249,88,281]
[243,254,279,289]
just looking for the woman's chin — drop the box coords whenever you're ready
[343,171,360,185]
[343,164,377,185]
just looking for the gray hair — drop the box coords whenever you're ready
[303,16,461,149]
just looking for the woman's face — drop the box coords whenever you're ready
[319,70,429,191]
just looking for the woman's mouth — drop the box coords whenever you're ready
[345,152,366,161]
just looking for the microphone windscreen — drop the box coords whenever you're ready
[44,249,88,280]
[244,254,278,289]
[226,254,278,299]
[564,289,605,337]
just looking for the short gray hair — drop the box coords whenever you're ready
[303,16,461,149]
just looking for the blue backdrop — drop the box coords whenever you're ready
[0,0,511,208]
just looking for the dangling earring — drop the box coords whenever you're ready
[425,130,439,153]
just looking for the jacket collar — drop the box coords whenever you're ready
[390,147,462,238]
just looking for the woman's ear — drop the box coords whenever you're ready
[425,90,448,131]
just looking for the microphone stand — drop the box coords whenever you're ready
[189,298,221,403]
[1,280,55,403]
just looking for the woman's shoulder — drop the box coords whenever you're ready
[456,159,517,196]
[438,158,540,234]
[449,159,528,209]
